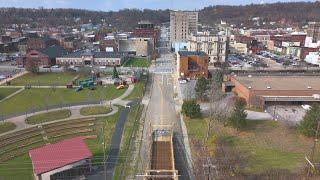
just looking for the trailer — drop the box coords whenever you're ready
[144,127,178,180]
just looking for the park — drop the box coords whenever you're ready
[0,70,148,179]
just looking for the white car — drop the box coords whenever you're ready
[125,105,131,108]
[179,80,187,84]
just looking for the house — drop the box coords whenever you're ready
[177,51,209,79]
[29,137,92,180]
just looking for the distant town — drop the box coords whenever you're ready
[0,1,320,180]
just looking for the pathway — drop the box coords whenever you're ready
[0,88,24,103]
[0,84,134,136]
[0,71,27,86]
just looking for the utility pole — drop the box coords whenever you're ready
[307,118,320,179]
[101,127,107,180]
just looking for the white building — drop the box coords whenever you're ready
[188,31,227,65]
[305,51,320,66]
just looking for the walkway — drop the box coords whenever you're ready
[0,84,134,136]
[0,71,27,86]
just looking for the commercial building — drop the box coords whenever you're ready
[223,74,320,109]
[305,22,320,48]
[118,37,151,57]
[170,11,198,50]
[56,50,124,66]
[29,137,92,180]
[176,51,209,79]
[18,45,68,67]
[231,42,248,54]
[188,31,227,65]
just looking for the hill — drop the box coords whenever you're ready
[0,2,319,30]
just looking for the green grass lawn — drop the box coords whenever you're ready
[0,85,127,116]
[8,72,79,86]
[80,106,113,116]
[0,154,34,180]
[123,57,151,67]
[113,105,143,179]
[0,88,20,100]
[0,122,16,134]
[124,81,145,100]
[185,118,320,176]
[25,110,71,125]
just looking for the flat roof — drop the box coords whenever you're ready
[29,137,92,175]
[178,51,207,57]
[233,75,320,91]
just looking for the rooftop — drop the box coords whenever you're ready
[178,51,207,57]
[29,137,92,175]
[233,75,320,91]
[59,50,121,58]
[38,45,68,59]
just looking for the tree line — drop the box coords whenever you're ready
[1,2,320,31]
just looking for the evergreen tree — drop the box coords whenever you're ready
[228,98,247,130]
[195,77,209,101]
[212,69,223,88]
[298,104,320,137]
[182,100,201,119]
[112,66,119,79]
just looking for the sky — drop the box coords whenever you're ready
[0,0,316,11]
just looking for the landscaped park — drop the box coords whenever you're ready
[0,71,147,179]
[0,72,127,117]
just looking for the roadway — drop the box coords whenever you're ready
[139,44,192,179]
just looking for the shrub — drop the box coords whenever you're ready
[182,100,201,119]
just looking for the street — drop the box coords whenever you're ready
[138,41,192,179]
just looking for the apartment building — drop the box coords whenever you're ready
[170,11,198,50]
[305,22,320,48]
[188,31,227,65]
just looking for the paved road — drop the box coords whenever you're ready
[139,45,192,179]
[87,102,137,180]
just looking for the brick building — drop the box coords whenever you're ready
[223,75,320,109]
[18,45,68,67]
[176,51,209,79]
[56,50,124,66]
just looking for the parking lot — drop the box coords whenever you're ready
[179,79,196,100]
[228,54,268,70]
[267,105,306,125]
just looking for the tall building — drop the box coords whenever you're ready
[188,31,227,65]
[170,11,198,50]
[305,22,320,48]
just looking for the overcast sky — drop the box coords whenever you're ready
[0,0,316,11]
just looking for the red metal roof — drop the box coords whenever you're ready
[29,137,92,175]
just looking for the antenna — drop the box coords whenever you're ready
[171,0,173,10]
